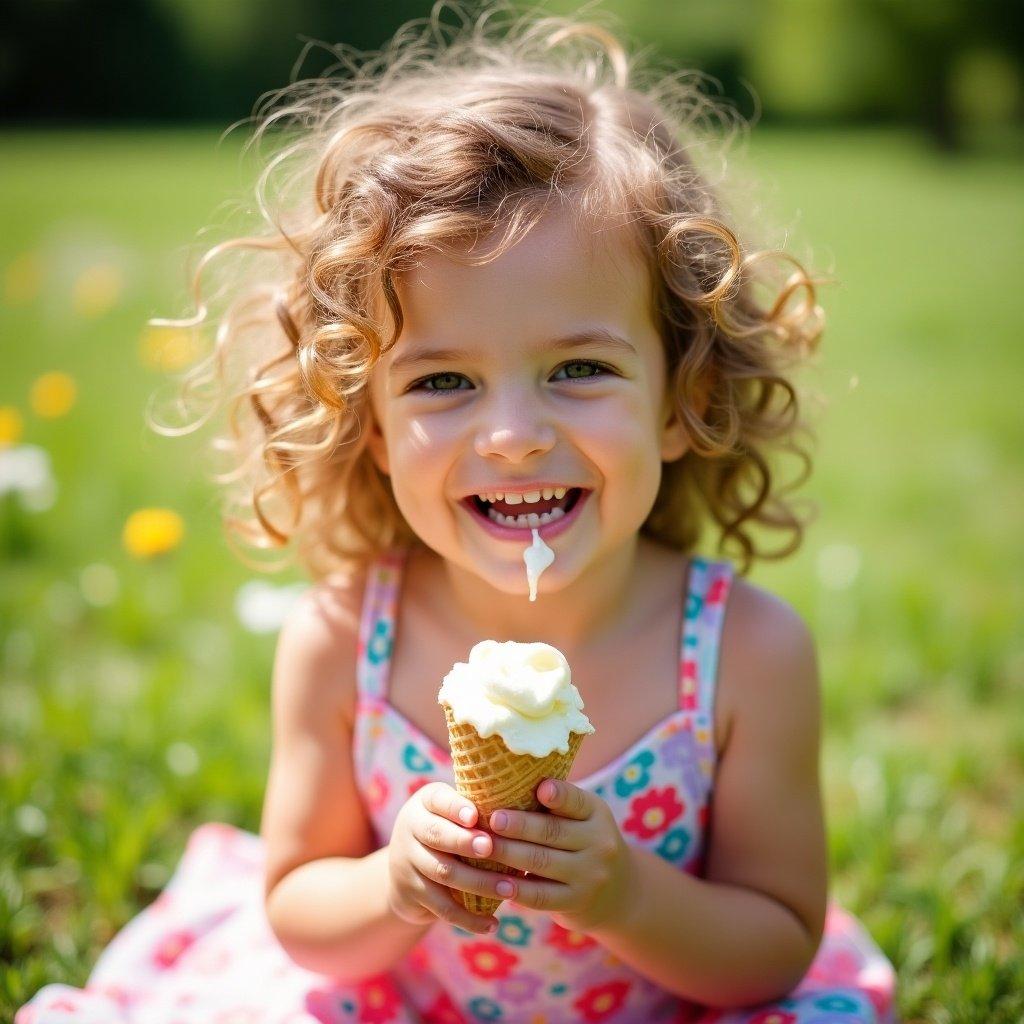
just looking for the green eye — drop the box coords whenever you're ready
[411,372,468,395]
[409,359,612,396]
[554,360,607,380]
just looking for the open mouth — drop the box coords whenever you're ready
[462,487,585,529]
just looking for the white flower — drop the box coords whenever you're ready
[0,444,57,511]
[234,580,309,634]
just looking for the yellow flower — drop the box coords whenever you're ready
[30,372,77,418]
[72,263,123,318]
[122,508,184,558]
[3,252,42,306]
[0,406,24,446]
[138,325,203,372]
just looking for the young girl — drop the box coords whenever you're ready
[19,7,898,1024]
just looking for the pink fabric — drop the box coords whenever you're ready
[18,546,898,1024]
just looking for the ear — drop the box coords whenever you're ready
[659,369,712,464]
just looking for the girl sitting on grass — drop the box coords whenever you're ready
[19,5,897,1023]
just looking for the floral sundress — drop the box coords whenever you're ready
[18,546,898,1024]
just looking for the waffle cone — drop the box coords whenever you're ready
[443,703,586,915]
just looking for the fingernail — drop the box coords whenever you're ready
[492,811,507,831]
[486,920,498,932]
[472,836,490,855]
[496,880,515,897]
[459,807,474,824]
[542,781,556,801]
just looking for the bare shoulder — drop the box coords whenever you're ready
[273,568,370,727]
[714,575,820,758]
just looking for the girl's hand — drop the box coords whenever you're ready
[486,779,637,932]
[387,781,516,935]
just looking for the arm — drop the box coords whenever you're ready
[261,579,429,981]
[266,848,432,980]
[590,587,828,1006]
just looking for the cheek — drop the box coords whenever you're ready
[575,398,662,489]
[387,412,460,479]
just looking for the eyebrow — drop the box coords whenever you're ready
[388,328,637,374]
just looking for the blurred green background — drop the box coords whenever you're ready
[2,2,1023,1022]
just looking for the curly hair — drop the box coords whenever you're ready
[148,1,825,580]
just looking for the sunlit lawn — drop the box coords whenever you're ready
[1,128,1022,1021]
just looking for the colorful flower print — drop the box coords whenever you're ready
[354,976,403,1023]
[366,620,392,665]
[408,776,432,798]
[365,771,390,811]
[544,921,598,954]
[422,991,469,1024]
[613,749,654,798]
[402,743,434,773]
[685,589,704,621]
[707,576,729,605]
[152,927,197,968]
[623,786,684,840]
[306,987,355,1024]
[467,996,503,1021]
[495,971,544,1004]
[679,657,699,711]
[811,993,865,1013]
[660,725,705,797]
[459,941,519,980]
[495,915,533,946]
[573,980,631,1022]
[656,826,692,863]
[747,1010,797,1024]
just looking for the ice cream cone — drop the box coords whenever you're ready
[443,704,586,915]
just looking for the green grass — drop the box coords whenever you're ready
[1,128,1022,1021]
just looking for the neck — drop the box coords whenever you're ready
[427,534,651,653]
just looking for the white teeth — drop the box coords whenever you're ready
[473,486,574,506]
[487,506,565,528]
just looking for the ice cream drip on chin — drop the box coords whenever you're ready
[523,527,554,601]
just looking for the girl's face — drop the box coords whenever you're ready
[366,203,692,598]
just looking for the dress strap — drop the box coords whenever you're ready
[355,546,410,701]
[678,556,735,770]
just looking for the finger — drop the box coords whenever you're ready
[488,835,574,882]
[506,874,572,915]
[488,805,587,851]
[412,843,519,904]
[421,781,478,828]
[412,811,494,859]
[536,779,592,821]
[419,876,498,934]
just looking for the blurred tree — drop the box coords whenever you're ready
[0,0,1020,146]
[861,0,1024,149]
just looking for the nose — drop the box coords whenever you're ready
[473,388,556,463]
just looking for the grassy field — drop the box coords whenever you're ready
[1,128,1022,1021]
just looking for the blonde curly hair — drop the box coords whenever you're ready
[149,1,825,580]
